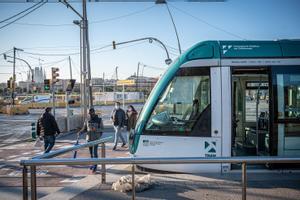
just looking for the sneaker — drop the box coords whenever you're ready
[121,143,126,147]
[112,146,116,151]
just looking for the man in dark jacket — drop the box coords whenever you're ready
[37,107,60,153]
[78,108,104,173]
[111,102,126,150]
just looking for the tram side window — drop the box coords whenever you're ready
[145,68,211,137]
[273,66,300,138]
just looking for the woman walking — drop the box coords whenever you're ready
[126,105,138,144]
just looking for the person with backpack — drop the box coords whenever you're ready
[37,107,60,154]
[111,102,126,150]
[79,107,104,173]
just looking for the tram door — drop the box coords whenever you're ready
[231,68,270,156]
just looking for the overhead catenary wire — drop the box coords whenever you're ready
[2,5,156,27]
[0,1,46,30]
[0,0,43,24]
[169,3,246,40]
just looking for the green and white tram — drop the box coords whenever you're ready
[129,40,300,173]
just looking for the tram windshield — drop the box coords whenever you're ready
[145,68,211,136]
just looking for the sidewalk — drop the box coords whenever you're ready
[41,164,300,200]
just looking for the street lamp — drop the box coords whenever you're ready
[3,54,34,82]
[61,0,93,121]
[112,37,172,65]
[3,47,27,105]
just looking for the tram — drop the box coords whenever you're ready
[129,40,300,173]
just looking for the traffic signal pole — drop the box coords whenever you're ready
[52,81,55,118]
[12,47,16,106]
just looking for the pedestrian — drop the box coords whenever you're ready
[126,105,138,144]
[78,108,104,174]
[111,102,126,150]
[37,107,60,154]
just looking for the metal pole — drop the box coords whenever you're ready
[102,72,105,92]
[83,0,93,108]
[30,166,37,200]
[66,92,70,131]
[123,84,125,109]
[132,164,136,200]
[22,166,28,200]
[52,83,55,118]
[79,21,85,119]
[12,47,16,106]
[69,56,73,80]
[81,6,87,119]
[101,142,106,184]
[256,76,262,155]
[66,56,73,131]
[136,62,140,92]
[242,162,247,200]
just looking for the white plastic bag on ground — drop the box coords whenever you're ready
[111,174,154,193]
[34,138,44,149]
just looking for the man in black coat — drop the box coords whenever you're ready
[37,107,60,153]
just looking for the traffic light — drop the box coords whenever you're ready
[7,79,11,89]
[66,79,76,92]
[51,67,59,84]
[112,41,116,49]
[7,77,13,89]
[44,79,50,91]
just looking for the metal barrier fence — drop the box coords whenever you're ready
[20,154,300,200]
[21,136,113,200]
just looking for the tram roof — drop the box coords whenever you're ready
[184,39,300,60]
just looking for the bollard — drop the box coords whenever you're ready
[31,122,37,140]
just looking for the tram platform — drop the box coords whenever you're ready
[42,165,300,200]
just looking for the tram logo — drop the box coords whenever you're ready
[222,45,232,54]
[204,141,217,157]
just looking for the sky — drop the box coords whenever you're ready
[0,0,300,83]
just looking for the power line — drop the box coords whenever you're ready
[90,5,155,24]
[0,1,46,30]
[0,1,43,24]
[2,5,155,27]
[169,3,246,40]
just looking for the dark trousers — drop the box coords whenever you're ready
[44,135,55,153]
[89,144,98,171]
[89,145,98,158]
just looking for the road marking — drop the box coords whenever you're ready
[60,177,82,183]
[8,156,30,162]
[22,152,31,155]
[8,169,48,177]
[7,155,19,159]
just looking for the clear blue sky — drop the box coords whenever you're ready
[0,0,299,82]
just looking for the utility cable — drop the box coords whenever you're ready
[5,5,155,27]
[0,1,46,30]
[169,3,246,40]
[0,1,43,24]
